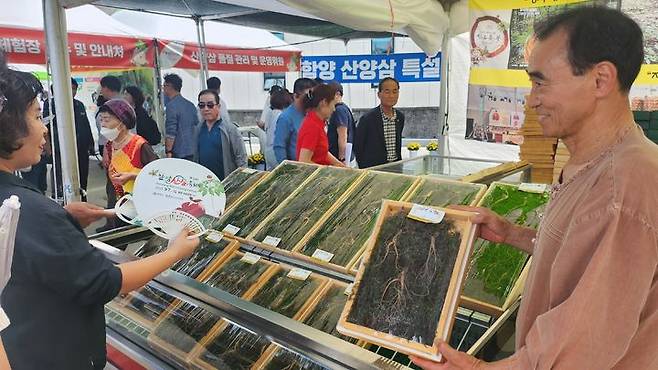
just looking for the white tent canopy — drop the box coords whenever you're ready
[2,1,145,37]
[109,9,299,53]
[276,0,468,55]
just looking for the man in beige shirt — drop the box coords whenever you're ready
[412,7,658,370]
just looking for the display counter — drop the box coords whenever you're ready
[95,229,505,370]
[94,163,538,369]
[369,155,531,185]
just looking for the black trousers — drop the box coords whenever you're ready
[51,148,90,200]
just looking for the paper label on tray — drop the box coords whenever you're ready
[205,231,224,243]
[287,268,311,281]
[311,249,334,262]
[344,283,354,296]
[223,224,240,235]
[262,236,281,247]
[407,204,445,224]
[519,183,548,194]
[240,252,261,265]
[242,168,258,174]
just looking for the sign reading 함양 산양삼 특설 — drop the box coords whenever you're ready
[300,52,441,83]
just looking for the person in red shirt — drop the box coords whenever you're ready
[296,84,345,166]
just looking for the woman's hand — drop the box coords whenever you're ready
[166,228,200,260]
[111,172,135,186]
[410,341,485,370]
[64,202,109,227]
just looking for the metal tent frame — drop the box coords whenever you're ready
[44,0,455,203]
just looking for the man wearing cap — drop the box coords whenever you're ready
[327,81,355,165]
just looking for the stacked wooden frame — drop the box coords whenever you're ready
[460,182,549,315]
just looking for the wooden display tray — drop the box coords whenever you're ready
[146,247,280,365]
[459,160,529,184]
[112,238,240,330]
[403,176,487,208]
[251,279,353,370]
[346,177,485,276]
[337,200,478,362]
[246,165,367,251]
[189,264,331,370]
[236,171,419,277]
[217,160,322,238]
[460,182,546,315]
[222,167,269,213]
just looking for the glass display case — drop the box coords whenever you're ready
[95,229,507,370]
[369,155,531,185]
[468,299,520,362]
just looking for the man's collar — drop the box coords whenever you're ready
[0,170,41,193]
[204,118,223,127]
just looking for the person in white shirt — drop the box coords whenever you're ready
[263,88,292,169]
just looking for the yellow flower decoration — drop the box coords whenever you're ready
[407,142,421,151]
[426,141,439,151]
[248,152,265,165]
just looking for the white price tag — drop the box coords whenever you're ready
[344,283,354,296]
[407,204,445,224]
[240,252,261,264]
[287,268,312,281]
[262,236,281,248]
[205,231,224,243]
[223,224,240,235]
[242,168,258,174]
[311,249,334,262]
[519,183,548,194]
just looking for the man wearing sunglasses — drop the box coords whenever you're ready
[197,89,247,180]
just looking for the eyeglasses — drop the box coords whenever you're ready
[198,102,217,109]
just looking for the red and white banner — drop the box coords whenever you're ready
[157,39,301,72]
[0,26,155,68]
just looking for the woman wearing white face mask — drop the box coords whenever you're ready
[99,99,158,201]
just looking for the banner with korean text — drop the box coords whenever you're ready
[466,0,644,144]
[0,26,155,69]
[156,40,301,72]
[300,52,441,83]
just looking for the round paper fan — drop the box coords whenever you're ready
[146,210,206,240]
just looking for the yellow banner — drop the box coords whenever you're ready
[635,65,658,86]
[471,65,658,87]
[469,0,589,10]
[469,68,531,88]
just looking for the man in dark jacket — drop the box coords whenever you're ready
[354,77,404,168]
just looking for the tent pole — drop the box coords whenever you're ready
[437,34,449,170]
[194,16,209,89]
[43,0,81,204]
[152,40,166,139]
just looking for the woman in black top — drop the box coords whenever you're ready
[123,85,161,146]
[0,54,199,369]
